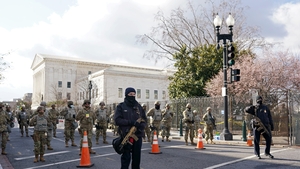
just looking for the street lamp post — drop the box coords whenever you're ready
[88,80,92,102]
[214,13,235,140]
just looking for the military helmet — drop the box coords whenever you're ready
[186,103,192,108]
[40,101,47,106]
[67,101,73,105]
[165,103,170,108]
[154,101,160,105]
[83,99,91,105]
[99,101,105,106]
[207,107,212,111]
[141,103,146,107]
[37,106,44,112]
[193,110,197,113]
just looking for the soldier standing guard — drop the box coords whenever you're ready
[161,103,173,142]
[142,103,150,142]
[39,101,54,150]
[5,105,14,141]
[183,103,196,145]
[48,105,60,137]
[60,101,77,147]
[29,106,51,163]
[0,102,10,155]
[95,101,109,144]
[76,99,96,155]
[109,112,118,136]
[146,101,162,143]
[193,110,201,138]
[17,106,30,137]
[202,107,216,144]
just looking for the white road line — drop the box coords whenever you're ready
[204,148,289,169]
[14,151,70,160]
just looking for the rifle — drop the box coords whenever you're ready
[119,126,138,150]
[251,116,270,136]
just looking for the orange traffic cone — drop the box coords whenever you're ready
[247,130,253,147]
[149,130,162,154]
[77,131,94,168]
[195,128,206,150]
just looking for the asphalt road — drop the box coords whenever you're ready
[2,127,300,169]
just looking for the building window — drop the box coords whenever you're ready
[58,81,62,88]
[58,92,62,99]
[86,91,89,99]
[67,82,71,88]
[88,71,92,75]
[92,89,95,98]
[137,89,141,99]
[67,93,71,100]
[146,89,150,99]
[162,90,166,100]
[154,90,158,99]
[118,88,123,98]
[96,89,98,98]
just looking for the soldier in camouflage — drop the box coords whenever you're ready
[60,101,77,147]
[161,103,173,142]
[40,101,54,150]
[109,112,118,136]
[146,101,162,143]
[17,106,30,137]
[29,106,51,163]
[48,105,60,137]
[5,105,14,141]
[183,103,196,145]
[193,110,201,138]
[202,107,216,144]
[76,99,96,155]
[0,102,10,155]
[142,103,150,142]
[95,101,109,144]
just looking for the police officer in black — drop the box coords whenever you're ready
[245,96,274,159]
[114,87,147,169]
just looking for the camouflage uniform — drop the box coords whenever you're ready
[29,106,51,163]
[146,101,162,143]
[202,107,216,144]
[193,110,201,138]
[76,100,96,154]
[39,101,54,150]
[142,103,150,142]
[17,107,30,137]
[5,105,14,141]
[48,105,59,137]
[0,103,9,155]
[60,101,77,147]
[161,103,173,142]
[109,113,118,136]
[95,102,109,144]
[183,103,196,145]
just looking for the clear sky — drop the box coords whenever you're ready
[0,0,299,101]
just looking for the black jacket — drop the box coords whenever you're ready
[245,104,274,130]
[114,102,147,138]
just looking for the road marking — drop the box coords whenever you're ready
[15,151,70,160]
[204,148,289,169]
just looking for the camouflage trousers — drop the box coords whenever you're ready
[204,124,214,141]
[161,122,172,137]
[150,121,161,143]
[0,132,8,149]
[79,129,93,148]
[20,123,28,135]
[112,125,118,135]
[95,123,107,141]
[184,124,194,141]
[194,123,200,137]
[144,125,150,140]
[64,127,75,142]
[33,131,46,155]
[46,129,52,147]
[53,123,57,136]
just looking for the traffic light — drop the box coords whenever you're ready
[227,44,235,66]
[231,69,240,82]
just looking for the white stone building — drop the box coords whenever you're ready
[31,54,174,108]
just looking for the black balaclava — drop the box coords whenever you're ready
[155,105,160,110]
[124,87,136,107]
[256,96,263,105]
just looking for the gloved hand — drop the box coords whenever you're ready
[191,120,194,124]
[130,120,140,128]
[73,114,76,118]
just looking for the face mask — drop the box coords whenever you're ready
[38,111,43,115]
[155,105,160,110]
[71,105,74,108]
[188,108,191,111]
[126,96,136,102]
[257,100,262,105]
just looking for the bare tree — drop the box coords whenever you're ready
[0,52,11,82]
[136,0,268,64]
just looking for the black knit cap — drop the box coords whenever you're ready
[125,87,136,96]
